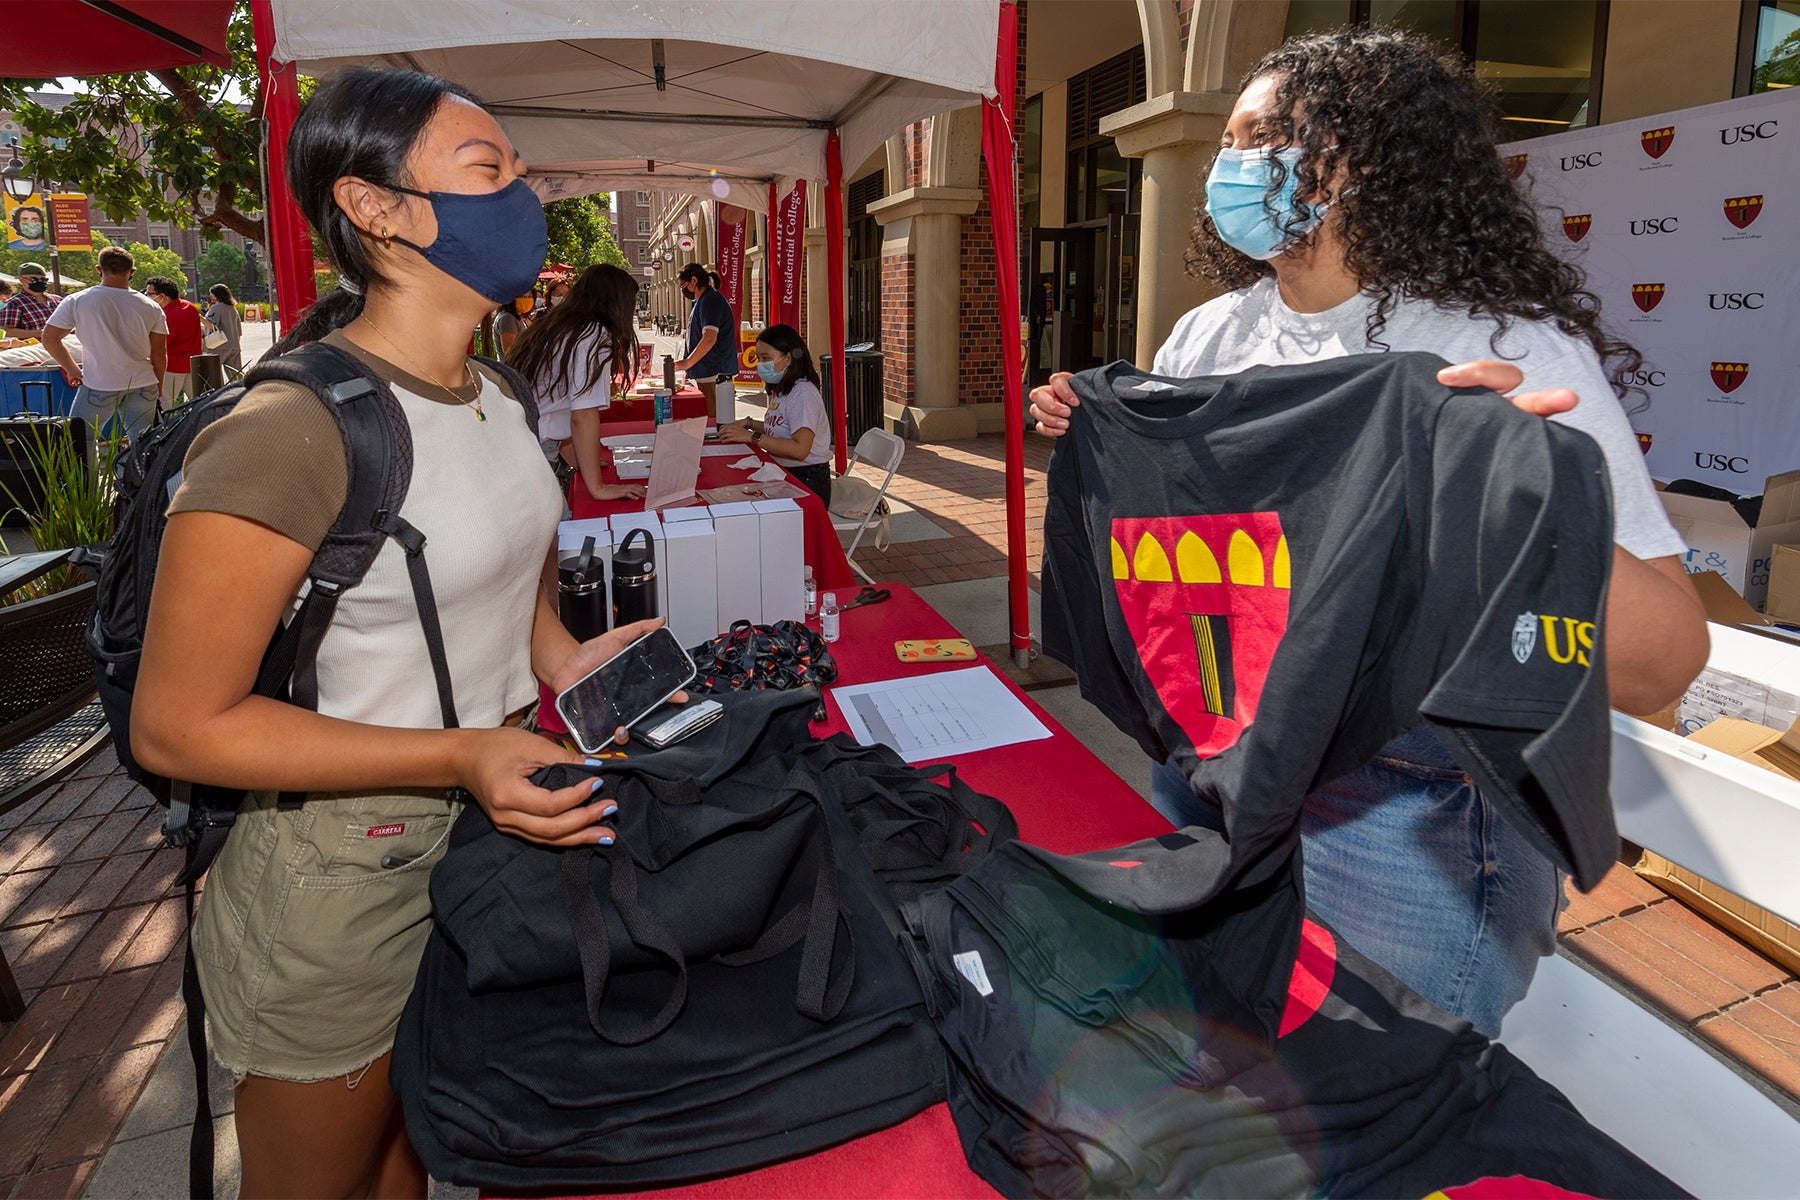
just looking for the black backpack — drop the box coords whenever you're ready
[82,340,538,1199]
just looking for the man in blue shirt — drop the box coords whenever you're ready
[673,263,737,421]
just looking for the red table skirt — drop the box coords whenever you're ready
[598,386,711,425]
[521,586,1170,1200]
[566,420,855,590]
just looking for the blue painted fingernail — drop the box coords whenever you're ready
[598,833,614,846]
[584,757,605,767]
[601,803,618,818]
[589,778,605,794]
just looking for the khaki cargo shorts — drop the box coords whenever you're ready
[191,788,459,1083]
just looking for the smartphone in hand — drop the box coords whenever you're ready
[555,627,697,755]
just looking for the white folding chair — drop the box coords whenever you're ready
[835,428,905,585]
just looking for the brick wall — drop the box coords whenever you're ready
[881,254,915,409]
[958,198,1005,406]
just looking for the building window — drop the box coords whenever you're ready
[847,171,884,346]
[1745,1,1800,92]
[150,234,172,250]
[1020,93,1043,234]
[639,245,653,261]
[1065,48,1145,224]
[0,133,17,147]
[1282,1,1603,130]
[637,218,651,235]
[635,190,650,205]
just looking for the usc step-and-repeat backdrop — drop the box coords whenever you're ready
[1501,87,1800,489]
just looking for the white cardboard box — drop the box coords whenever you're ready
[605,512,668,624]
[753,498,806,623]
[659,517,720,650]
[709,501,764,627]
[555,518,612,631]
[1660,471,1800,609]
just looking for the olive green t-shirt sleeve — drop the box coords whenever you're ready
[166,379,347,552]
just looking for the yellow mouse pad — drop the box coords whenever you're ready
[895,638,976,663]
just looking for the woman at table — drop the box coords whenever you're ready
[129,66,663,1198]
[1027,28,1706,1038]
[508,262,647,503]
[718,323,834,505]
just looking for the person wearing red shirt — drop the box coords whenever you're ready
[144,275,205,407]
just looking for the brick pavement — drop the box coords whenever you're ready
[0,426,1796,1197]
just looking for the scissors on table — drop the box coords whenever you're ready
[839,586,891,611]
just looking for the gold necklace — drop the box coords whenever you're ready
[358,316,485,421]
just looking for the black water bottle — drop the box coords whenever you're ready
[612,527,658,627]
[557,536,608,642]
[663,354,678,393]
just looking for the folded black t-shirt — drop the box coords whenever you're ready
[1041,352,1617,900]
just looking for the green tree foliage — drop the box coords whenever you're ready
[1753,29,1800,91]
[0,1,269,246]
[544,195,629,273]
[124,242,191,294]
[195,240,247,295]
[0,230,111,288]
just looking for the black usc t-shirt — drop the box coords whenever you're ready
[1040,352,1617,899]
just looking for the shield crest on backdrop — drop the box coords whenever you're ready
[1562,214,1592,242]
[1724,195,1764,229]
[1111,513,1290,758]
[1504,154,1528,180]
[1631,283,1665,312]
[1636,432,1653,455]
[1512,613,1539,665]
[1640,127,1674,159]
[1711,362,1749,393]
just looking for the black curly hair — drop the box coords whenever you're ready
[1185,27,1644,405]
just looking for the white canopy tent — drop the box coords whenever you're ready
[258,0,1036,663]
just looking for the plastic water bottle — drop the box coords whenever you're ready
[819,592,840,643]
[803,565,818,618]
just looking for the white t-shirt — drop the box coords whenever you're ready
[763,378,833,468]
[534,329,614,442]
[1153,277,1684,562]
[45,283,167,392]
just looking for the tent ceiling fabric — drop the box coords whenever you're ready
[271,0,998,193]
[0,0,233,77]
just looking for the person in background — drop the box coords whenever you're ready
[672,262,736,422]
[508,262,646,503]
[143,275,203,405]
[543,278,571,309]
[40,246,165,447]
[718,323,833,505]
[492,293,531,353]
[0,262,63,338]
[205,282,244,372]
[1028,27,1707,1038]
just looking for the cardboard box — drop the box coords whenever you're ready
[1659,471,1800,609]
[1686,715,1800,780]
[605,512,668,625]
[752,498,806,623]
[1765,544,1800,625]
[1687,570,1800,647]
[1635,847,1800,978]
[659,517,720,650]
[709,501,763,627]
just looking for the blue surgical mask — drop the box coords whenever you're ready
[389,178,548,304]
[1204,146,1336,261]
[756,360,784,385]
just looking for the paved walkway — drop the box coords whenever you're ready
[0,325,1795,1195]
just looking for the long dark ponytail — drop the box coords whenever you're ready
[507,263,641,398]
[271,67,478,354]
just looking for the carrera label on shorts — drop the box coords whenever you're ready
[953,950,994,997]
[366,823,407,838]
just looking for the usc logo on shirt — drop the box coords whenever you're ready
[1512,612,1595,667]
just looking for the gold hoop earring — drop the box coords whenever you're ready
[379,227,392,248]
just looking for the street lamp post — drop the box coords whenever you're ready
[1,146,61,292]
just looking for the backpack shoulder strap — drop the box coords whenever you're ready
[471,353,540,438]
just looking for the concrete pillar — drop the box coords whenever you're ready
[866,186,983,440]
[1100,91,1236,366]
[803,224,829,349]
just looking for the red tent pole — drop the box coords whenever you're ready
[825,132,849,476]
[251,0,316,338]
[985,1,1029,663]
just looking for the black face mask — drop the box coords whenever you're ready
[26,278,47,293]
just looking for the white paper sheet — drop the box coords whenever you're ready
[646,416,707,510]
[602,434,655,451]
[730,455,762,469]
[831,666,1052,762]
[748,462,789,482]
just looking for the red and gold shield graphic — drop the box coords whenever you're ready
[1640,127,1674,159]
[1636,432,1653,455]
[1710,361,1749,393]
[1562,214,1592,242]
[1503,153,1528,180]
[1724,195,1764,229]
[1631,283,1665,312]
[1111,513,1290,758]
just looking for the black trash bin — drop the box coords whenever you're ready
[820,346,885,449]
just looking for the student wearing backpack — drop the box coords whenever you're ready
[128,68,662,1199]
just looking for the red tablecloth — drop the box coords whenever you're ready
[534,585,1171,1200]
[567,419,855,590]
[598,385,711,425]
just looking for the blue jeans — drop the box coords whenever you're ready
[71,383,159,448]
[1149,727,1562,1037]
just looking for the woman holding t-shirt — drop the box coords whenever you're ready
[718,323,834,504]
[129,68,671,1197]
[1030,28,1707,1037]
[508,262,647,503]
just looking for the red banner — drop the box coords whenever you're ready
[773,181,806,330]
[48,194,92,250]
[715,203,747,321]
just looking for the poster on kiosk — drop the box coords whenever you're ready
[1501,88,1800,602]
